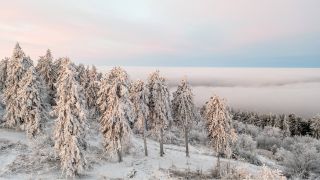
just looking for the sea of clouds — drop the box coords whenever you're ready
[98,67,320,118]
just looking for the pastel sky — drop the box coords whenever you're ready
[0,0,319,67]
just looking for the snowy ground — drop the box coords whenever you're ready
[0,126,266,179]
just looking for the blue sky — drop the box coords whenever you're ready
[0,0,319,67]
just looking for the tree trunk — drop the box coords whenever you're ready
[185,127,189,157]
[117,149,122,162]
[145,115,148,131]
[143,128,148,156]
[216,154,221,178]
[160,128,164,157]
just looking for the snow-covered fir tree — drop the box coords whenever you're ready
[53,58,87,177]
[130,80,149,156]
[53,58,63,77]
[4,43,33,129]
[282,115,291,137]
[76,64,88,88]
[288,114,301,136]
[147,70,172,156]
[17,67,44,138]
[84,65,100,117]
[0,57,8,92]
[171,78,197,157]
[204,95,237,175]
[310,114,320,139]
[52,57,75,80]
[36,49,56,105]
[97,67,133,162]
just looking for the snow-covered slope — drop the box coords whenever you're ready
[0,127,263,179]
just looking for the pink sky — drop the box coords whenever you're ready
[0,0,319,67]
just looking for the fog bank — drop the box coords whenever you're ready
[99,67,320,118]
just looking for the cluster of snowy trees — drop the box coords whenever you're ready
[233,120,320,179]
[232,110,320,139]
[0,44,100,177]
[0,43,237,177]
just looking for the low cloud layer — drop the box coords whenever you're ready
[99,67,320,117]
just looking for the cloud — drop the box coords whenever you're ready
[0,0,320,66]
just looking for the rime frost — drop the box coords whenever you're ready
[130,79,149,156]
[0,57,8,92]
[147,71,172,156]
[53,58,87,177]
[84,65,100,117]
[97,67,133,162]
[4,43,33,129]
[311,114,320,139]
[36,49,56,105]
[171,78,197,157]
[17,67,44,138]
[204,95,237,157]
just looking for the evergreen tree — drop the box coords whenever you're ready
[76,64,88,88]
[17,67,44,138]
[36,49,56,105]
[4,43,33,129]
[310,114,320,139]
[97,67,133,162]
[53,58,75,81]
[204,95,237,176]
[288,114,301,136]
[53,58,63,77]
[171,78,197,157]
[147,71,172,157]
[84,65,100,117]
[282,115,291,137]
[130,80,149,156]
[0,57,8,92]
[53,58,87,177]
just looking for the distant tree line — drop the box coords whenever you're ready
[231,110,320,139]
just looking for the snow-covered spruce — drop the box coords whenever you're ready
[310,114,320,139]
[204,95,237,175]
[76,64,88,88]
[147,70,172,157]
[97,67,133,162]
[52,57,77,82]
[84,65,100,118]
[0,57,8,92]
[17,67,45,138]
[4,43,33,129]
[281,115,291,138]
[36,49,56,105]
[130,79,149,156]
[53,58,87,177]
[172,78,197,157]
